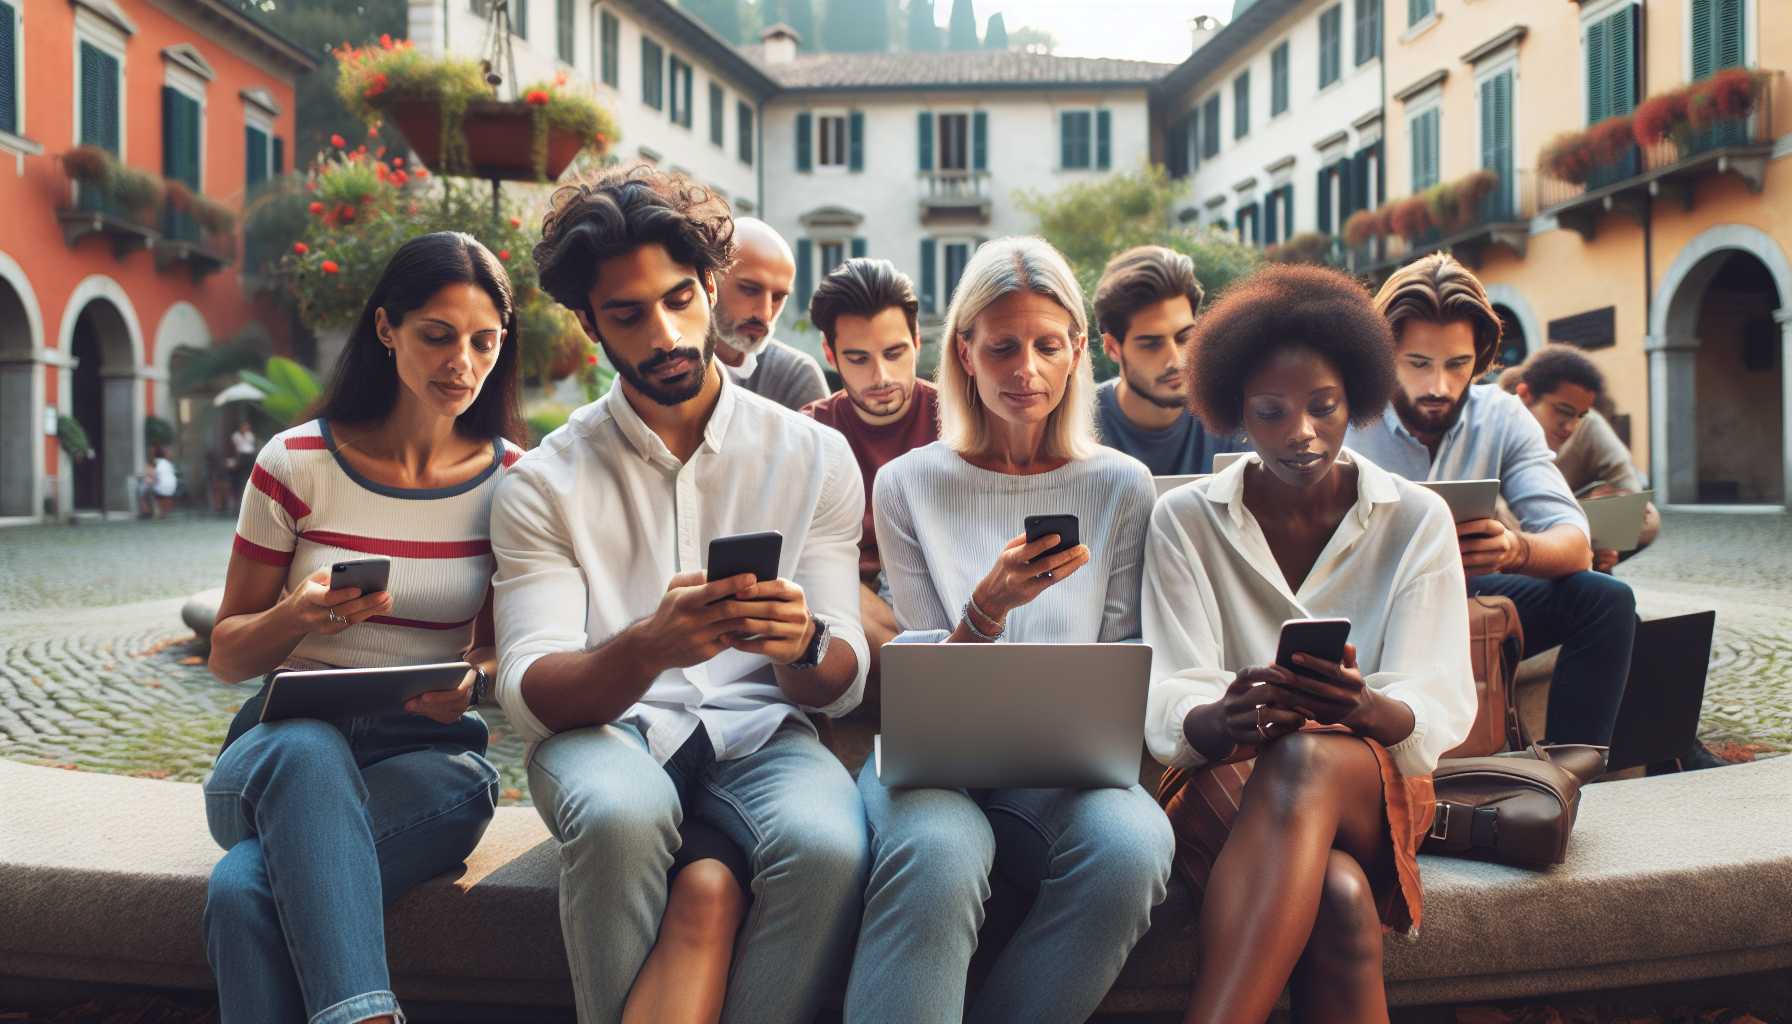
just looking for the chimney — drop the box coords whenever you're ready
[761,24,800,65]
[1190,15,1220,54]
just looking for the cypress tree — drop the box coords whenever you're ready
[946,0,977,50]
[905,0,941,51]
[983,11,1007,48]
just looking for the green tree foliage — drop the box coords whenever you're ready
[946,0,977,49]
[983,12,1007,49]
[684,0,746,43]
[823,0,891,52]
[233,0,407,166]
[1007,25,1056,52]
[904,0,940,50]
[1018,164,1263,381]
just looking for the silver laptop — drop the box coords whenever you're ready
[875,643,1151,789]
[1581,489,1653,551]
[1211,450,1249,474]
[1153,473,1207,498]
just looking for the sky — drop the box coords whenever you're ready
[963,1,1236,65]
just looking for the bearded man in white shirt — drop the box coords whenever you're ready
[490,168,870,1023]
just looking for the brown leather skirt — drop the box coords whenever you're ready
[1154,725,1436,936]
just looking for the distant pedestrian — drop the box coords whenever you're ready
[137,446,178,519]
[227,419,257,507]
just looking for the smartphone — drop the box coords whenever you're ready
[1024,514,1080,562]
[329,556,390,595]
[1274,617,1351,680]
[707,531,784,589]
[1419,479,1501,524]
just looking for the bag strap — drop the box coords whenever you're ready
[1427,801,1500,852]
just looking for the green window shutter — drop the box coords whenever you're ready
[738,101,753,164]
[0,1,15,136]
[710,82,724,146]
[1609,6,1636,117]
[1095,109,1111,170]
[1355,0,1379,65]
[272,136,284,176]
[1272,43,1288,116]
[1264,190,1278,245]
[162,88,177,177]
[514,0,527,38]
[1167,116,1188,178]
[849,110,864,172]
[795,238,813,318]
[917,111,933,171]
[1203,95,1220,157]
[1716,0,1744,71]
[556,0,574,64]
[972,110,987,172]
[851,237,867,259]
[247,125,269,189]
[642,39,661,109]
[1585,16,1609,124]
[80,44,100,148]
[795,111,812,171]
[1317,167,1332,233]
[1319,7,1341,88]
[1058,111,1073,168]
[1234,71,1250,138]
[601,11,619,87]
[1690,0,1714,79]
[920,238,937,314]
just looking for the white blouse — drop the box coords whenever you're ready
[1142,449,1477,779]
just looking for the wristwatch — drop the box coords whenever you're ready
[789,615,831,670]
[468,666,493,708]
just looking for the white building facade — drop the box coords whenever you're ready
[1156,0,1385,261]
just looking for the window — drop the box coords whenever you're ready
[1355,0,1380,65]
[1584,6,1637,124]
[600,9,619,88]
[245,125,270,187]
[1271,42,1289,116]
[1202,94,1221,157]
[1408,0,1433,29]
[1236,201,1260,245]
[1319,6,1342,88]
[1480,68,1514,218]
[938,112,969,170]
[1233,71,1250,139]
[819,240,846,277]
[641,38,663,110]
[816,113,847,167]
[709,82,724,146]
[1058,108,1110,170]
[1186,107,1201,171]
[556,0,574,64]
[737,101,753,164]
[1690,0,1746,78]
[513,0,528,39]
[162,87,201,238]
[943,241,971,302]
[1,0,17,136]
[78,42,122,155]
[1409,106,1440,190]
[668,55,692,127]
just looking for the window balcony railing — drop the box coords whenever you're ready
[918,170,992,223]
[1359,168,1536,277]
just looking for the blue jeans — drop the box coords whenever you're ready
[1469,570,1637,745]
[845,766,1174,1024]
[203,703,497,1024]
[528,721,869,1023]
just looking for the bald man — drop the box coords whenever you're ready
[715,218,829,410]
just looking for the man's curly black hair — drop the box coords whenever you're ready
[1185,264,1396,435]
[533,166,735,320]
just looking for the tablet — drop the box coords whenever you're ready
[1211,451,1249,474]
[1153,474,1207,498]
[1419,479,1502,523]
[259,662,475,723]
[1580,490,1652,551]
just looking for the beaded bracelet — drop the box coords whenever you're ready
[961,601,1004,642]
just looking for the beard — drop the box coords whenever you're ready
[1122,359,1186,411]
[846,379,912,420]
[1393,386,1468,437]
[717,315,772,357]
[599,320,721,408]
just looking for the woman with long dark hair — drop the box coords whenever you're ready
[203,232,525,1024]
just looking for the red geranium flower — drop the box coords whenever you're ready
[363,74,388,100]
[380,33,393,49]
[594,132,607,147]
[392,170,409,186]
[586,353,598,365]
[413,168,429,179]
[321,260,340,274]
[525,89,551,106]
[337,205,356,223]
[292,242,309,255]
[308,201,325,215]
[368,124,380,138]
[391,157,404,168]
[509,216,522,228]
[498,249,511,261]
[330,133,346,148]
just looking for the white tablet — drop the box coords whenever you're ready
[1419,479,1502,523]
[260,662,475,722]
[1581,490,1653,551]
[1153,474,1207,498]
[1211,451,1249,474]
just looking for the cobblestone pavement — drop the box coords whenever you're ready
[1,510,1786,807]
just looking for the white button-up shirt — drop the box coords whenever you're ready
[490,372,869,764]
[1344,383,1589,538]
[1142,450,1478,779]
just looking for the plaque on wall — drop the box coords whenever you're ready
[1548,307,1616,350]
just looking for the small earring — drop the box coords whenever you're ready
[386,347,394,359]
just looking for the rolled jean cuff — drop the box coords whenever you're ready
[311,990,403,1024]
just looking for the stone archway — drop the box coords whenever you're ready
[1649,225,1792,506]
[1483,284,1541,374]
[0,254,44,519]
[59,277,144,514]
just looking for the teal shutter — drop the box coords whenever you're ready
[1691,0,1744,79]
[272,136,284,175]
[796,112,812,171]
[1272,43,1288,115]
[848,110,864,171]
[556,0,574,64]
[1481,70,1512,216]
[920,238,937,314]
[1317,167,1332,233]
[795,238,813,318]
[851,237,867,259]
[1059,111,1074,167]
[1355,0,1379,65]
[1264,190,1278,245]
[1691,0,1713,79]
[1716,0,1743,71]
[972,110,987,171]
[917,111,933,171]
[246,124,271,189]
[0,1,15,136]
[1609,6,1636,117]
[1586,16,1610,124]
[1095,109,1111,169]
[710,83,724,145]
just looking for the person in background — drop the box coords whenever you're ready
[230,419,258,511]
[1346,254,1635,750]
[1093,245,1245,476]
[1146,263,1475,1024]
[496,168,870,1024]
[845,237,1172,1024]
[711,217,828,410]
[138,445,179,518]
[801,257,939,694]
[202,232,523,1024]
[1499,345,1661,568]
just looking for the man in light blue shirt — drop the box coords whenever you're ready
[1347,254,1635,747]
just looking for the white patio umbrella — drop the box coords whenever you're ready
[212,381,266,407]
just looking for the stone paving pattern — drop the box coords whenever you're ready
[1,511,1786,808]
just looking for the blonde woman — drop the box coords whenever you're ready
[843,237,1173,1024]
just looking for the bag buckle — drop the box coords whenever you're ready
[1429,803,1452,842]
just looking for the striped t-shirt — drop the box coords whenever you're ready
[233,419,523,670]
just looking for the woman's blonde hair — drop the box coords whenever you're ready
[935,236,1099,461]
[1372,252,1504,376]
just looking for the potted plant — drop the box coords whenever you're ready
[1423,181,1464,232]
[1264,232,1335,265]
[1342,209,1383,248]
[1687,67,1762,132]
[1389,196,1433,242]
[1633,89,1691,146]
[60,146,164,224]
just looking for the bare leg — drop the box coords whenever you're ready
[1181,732,1392,1024]
[859,582,898,706]
[623,859,747,1024]
[1289,851,1389,1024]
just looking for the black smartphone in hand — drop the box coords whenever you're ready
[1274,618,1351,680]
[1023,514,1080,562]
[707,531,783,590]
[329,557,390,595]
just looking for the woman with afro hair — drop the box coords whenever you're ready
[1141,263,1478,1023]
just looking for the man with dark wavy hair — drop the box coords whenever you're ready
[491,167,870,1021]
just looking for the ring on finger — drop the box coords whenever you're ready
[327,608,346,625]
[1256,706,1271,742]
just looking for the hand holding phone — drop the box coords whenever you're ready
[329,557,391,596]
[1023,514,1079,561]
[706,531,783,594]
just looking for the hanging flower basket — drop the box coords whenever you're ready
[1342,209,1383,248]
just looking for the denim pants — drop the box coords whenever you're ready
[1469,570,1638,745]
[844,766,1174,1024]
[203,696,498,1024]
[527,720,869,1023]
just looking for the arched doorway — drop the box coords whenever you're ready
[0,276,36,517]
[1492,303,1528,372]
[1650,226,1792,507]
[68,299,139,513]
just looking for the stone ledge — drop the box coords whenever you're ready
[2,756,1790,1013]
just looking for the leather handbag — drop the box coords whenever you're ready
[1423,743,1608,868]
[1443,596,1526,758]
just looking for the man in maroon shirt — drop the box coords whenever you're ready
[801,258,939,694]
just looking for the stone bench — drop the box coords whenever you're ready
[3,753,1790,1015]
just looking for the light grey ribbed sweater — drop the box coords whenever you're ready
[871,441,1155,643]
[743,339,829,411]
